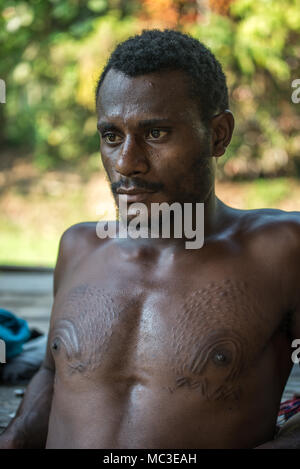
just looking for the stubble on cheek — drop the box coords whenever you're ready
[172,153,214,204]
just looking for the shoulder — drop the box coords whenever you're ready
[214,204,300,320]
[53,221,112,295]
[239,207,300,239]
[217,201,300,242]
[59,222,99,251]
[235,207,300,260]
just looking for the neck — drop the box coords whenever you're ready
[117,184,232,250]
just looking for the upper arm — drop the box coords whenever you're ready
[285,214,300,340]
[53,224,84,296]
[42,223,94,371]
[41,228,70,372]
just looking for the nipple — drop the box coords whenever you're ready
[212,350,231,366]
[51,339,60,352]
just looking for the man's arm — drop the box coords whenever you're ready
[0,223,97,449]
[0,226,77,449]
[0,364,54,449]
[255,406,300,449]
[256,215,300,449]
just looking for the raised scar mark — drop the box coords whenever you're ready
[52,319,80,360]
[168,279,262,401]
[51,284,139,373]
[187,332,244,380]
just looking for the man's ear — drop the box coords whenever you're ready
[211,110,234,157]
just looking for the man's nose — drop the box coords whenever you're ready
[115,135,149,177]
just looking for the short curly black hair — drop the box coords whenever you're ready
[95,29,229,125]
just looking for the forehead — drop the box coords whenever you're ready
[96,68,200,122]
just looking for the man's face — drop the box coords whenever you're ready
[96,68,215,217]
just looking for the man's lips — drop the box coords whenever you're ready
[116,187,156,195]
[116,187,157,202]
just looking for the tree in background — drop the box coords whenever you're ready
[0,0,299,179]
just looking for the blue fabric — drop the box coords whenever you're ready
[0,309,31,359]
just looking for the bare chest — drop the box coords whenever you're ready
[50,277,281,400]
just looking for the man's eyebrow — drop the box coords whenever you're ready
[97,122,119,132]
[137,119,173,128]
[97,118,173,132]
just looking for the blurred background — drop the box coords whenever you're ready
[0,0,300,267]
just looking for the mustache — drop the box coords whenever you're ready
[111,177,164,194]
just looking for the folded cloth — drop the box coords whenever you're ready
[277,395,300,426]
[0,309,30,359]
[1,334,47,384]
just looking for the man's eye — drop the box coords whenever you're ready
[147,129,168,140]
[103,133,122,144]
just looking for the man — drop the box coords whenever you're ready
[1,29,300,449]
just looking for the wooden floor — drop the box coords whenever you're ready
[0,269,299,435]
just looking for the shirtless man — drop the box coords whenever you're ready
[1,29,300,449]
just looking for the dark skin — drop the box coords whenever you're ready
[1,68,300,449]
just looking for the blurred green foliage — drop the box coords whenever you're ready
[0,0,299,177]
[190,0,300,178]
[0,0,139,170]
[245,178,290,208]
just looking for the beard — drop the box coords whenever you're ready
[172,138,215,205]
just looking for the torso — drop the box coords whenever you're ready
[45,209,298,448]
